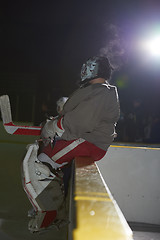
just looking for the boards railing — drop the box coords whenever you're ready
[68,156,133,240]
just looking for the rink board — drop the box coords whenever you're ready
[97,144,160,225]
[71,157,133,240]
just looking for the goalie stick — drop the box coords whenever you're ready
[0,95,41,135]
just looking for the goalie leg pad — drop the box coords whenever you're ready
[35,178,65,211]
[22,143,66,232]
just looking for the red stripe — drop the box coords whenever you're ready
[26,181,31,184]
[23,178,38,211]
[4,122,13,125]
[4,122,41,135]
[57,117,63,130]
[14,128,41,135]
[4,122,41,129]
[40,210,57,228]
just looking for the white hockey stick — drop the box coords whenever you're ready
[0,95,41,135]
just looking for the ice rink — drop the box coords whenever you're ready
[133,231,160,240]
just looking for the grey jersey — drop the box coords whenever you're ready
[61,83,120,151]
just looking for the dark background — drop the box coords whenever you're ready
[0,0,160,143]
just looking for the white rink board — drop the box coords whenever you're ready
[97,144,160,225]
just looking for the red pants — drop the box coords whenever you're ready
[42,138,106,166]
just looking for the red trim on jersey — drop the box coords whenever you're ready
[57,117,63,130]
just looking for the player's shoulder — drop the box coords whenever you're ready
[101,83,117,92]
[87,83,118,94]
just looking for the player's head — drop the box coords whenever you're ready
[80,56,113,87]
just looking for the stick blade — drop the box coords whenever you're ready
[0,95,12,124]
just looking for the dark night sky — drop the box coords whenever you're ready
[1,0,160,122]
[1,0,160,74]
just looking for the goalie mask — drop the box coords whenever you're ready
[80,56,113,87]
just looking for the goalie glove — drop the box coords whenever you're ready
[41,117,64,143]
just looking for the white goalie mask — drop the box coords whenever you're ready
[80,56,113,87]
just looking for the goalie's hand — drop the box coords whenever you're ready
[41,117,64,143]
